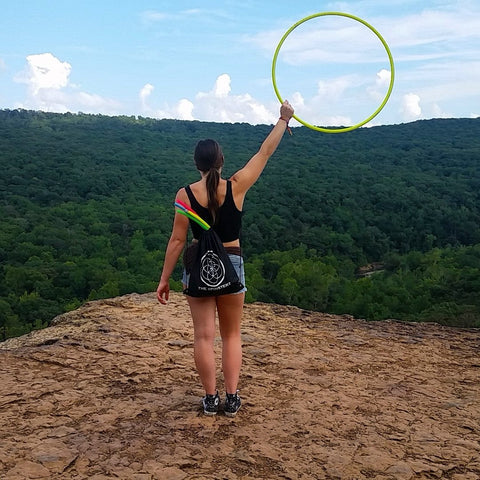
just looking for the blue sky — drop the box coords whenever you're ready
[0,0,479,127]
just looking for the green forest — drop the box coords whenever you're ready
[1,109,479,339]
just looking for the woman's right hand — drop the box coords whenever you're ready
[280,100,294,121]
[156,279,170,305]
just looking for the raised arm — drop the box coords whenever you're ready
[230,100,294,194]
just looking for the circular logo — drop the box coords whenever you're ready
[200,251,226,287]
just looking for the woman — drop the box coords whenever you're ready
[157,100,294,417]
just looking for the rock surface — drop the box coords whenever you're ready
[1,292,479,479]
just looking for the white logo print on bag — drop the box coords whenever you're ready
[200,250,226,287]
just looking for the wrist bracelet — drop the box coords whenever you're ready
[279,117,292,135]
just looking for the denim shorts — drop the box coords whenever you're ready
[182,254,247,294]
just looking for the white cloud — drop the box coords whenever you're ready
[195,75,261,123]
[431,103,449,119]
[139,83,154,110]
[194,74,277,124]
[151,74,278,125]
[14,91,69,113]
[139,8,209,26]
[385,8,480,52]
[242,3,479,126]
[213,74,231,98]
[14,52,120,115]
[176,99,194,120]
[401,93,422,121]
[376,69,391,87]
[75,92,119,111]
[16,53,71,95]
[367,68,392,102]
[292,99,352,128]
[248,14,391,67]
[181,9,202,16]
[149,71,391,129]
[316,75,355,100]
[140,10,168,24]
[291,92,305,108]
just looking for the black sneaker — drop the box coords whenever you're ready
[202,391,220,416]
[224,391,241,417]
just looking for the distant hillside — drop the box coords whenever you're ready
[2,110,479,256]
[1,110,479,337]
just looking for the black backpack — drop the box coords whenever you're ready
[175,199,244,297]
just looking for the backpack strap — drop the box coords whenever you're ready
[184,185,195,205]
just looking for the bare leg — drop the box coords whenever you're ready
[187,296,217,395]
[217,293,245,394]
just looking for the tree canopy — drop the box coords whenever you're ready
[1,109,479,338]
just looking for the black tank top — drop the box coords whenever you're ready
[185,180,243,243]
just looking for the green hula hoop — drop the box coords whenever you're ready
[271,12,395,133]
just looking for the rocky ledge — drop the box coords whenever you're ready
[1,293,479,479]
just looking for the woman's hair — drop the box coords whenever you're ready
[194,139,224,223]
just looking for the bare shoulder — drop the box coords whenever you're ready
[175,187,189,203]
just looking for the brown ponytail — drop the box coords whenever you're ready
[194,139,225,223]
[206,167,220,223]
